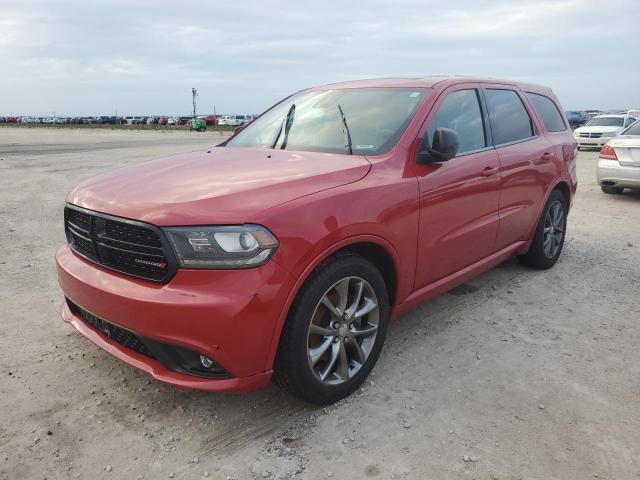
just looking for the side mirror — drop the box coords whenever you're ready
[233,125,245,134]
[417,127,459,164]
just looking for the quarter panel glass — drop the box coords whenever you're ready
[526,93,566,132]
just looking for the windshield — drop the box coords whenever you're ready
[226,87,430,155]
[586,116,624,127]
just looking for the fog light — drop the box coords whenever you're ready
[199,355,214,369]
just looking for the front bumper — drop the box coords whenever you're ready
[597,159,640,189]
[575,136,612,148]
[56,244,294,392]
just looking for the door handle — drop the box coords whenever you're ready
[541,152,553,161]
[480,166,499,177]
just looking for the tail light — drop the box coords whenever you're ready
[599,144,618,162]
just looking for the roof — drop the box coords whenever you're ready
[310,76,554,95]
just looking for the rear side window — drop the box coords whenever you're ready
[426,89,486,155]
[624,121,640,135]
[484,89,534,145]
[526,93,566,132]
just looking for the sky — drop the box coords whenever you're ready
[1,0,639,116]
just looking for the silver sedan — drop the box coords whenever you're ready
[597,120,640,194]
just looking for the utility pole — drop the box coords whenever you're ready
[192,88,198,119]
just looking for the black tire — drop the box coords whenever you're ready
[274,253,389,404]
[518,189,567,270]
[601,185,623,194]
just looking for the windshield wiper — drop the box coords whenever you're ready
[337,104,353,155]
[271,103,296,149]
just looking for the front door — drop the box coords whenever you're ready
[413,87,502,289]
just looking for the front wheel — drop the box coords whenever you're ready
[274,253,389,404]
[518,189,567,269]
[601,185,623,194]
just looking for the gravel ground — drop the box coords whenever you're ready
[1,127,639,480]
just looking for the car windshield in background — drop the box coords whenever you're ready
[586,116,624,127]
[226,87,431,155]
[623,121,640,135]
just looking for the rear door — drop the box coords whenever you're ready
[413,86,502,289]
[482,87,561,250]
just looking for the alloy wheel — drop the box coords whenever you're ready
[307,276,379,385]
[543,200,564,258]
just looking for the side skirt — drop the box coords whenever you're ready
[391,241,527,320]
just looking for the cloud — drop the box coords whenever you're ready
[1,0,638,115]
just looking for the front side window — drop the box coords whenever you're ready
[227,87,431,156]
[526,93,566,132]
[426,89,486,155]
[484,89,534,145]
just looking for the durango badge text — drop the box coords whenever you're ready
[134,258,167,269]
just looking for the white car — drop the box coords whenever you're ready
[573,114,637,149]
[217,115,246,127]
[597,120,640,194]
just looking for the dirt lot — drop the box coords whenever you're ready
[1,127,639,480]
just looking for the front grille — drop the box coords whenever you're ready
[580,132,602,138]
[64,205,175,282]
[68,300,154,358]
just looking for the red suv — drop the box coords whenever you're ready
[56,77,577,404]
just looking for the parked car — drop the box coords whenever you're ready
[202,115,217,126]
[56,77,577,404]
[597,120,640,194]
[565,111,590,128]
[573,114,637,149]
[158,117,168,125]
[166,117,177,125]
[217,115,247,126]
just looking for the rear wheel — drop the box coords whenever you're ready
[518,189,567,270]
[601,185,623,194]
[274,253,389,404]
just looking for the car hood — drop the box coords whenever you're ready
[67,147,371,225]
[575,125,622,134]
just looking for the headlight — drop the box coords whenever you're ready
[164,225,278,269]
[601,131,617,137]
